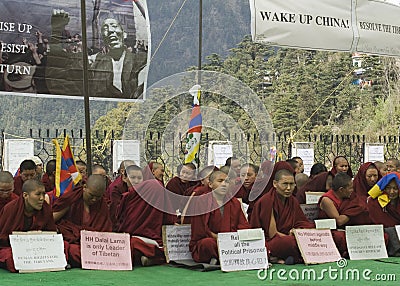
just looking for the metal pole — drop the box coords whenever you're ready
[80,0,92,175]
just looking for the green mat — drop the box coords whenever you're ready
[1,258,399,286]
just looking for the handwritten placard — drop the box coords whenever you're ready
[162,225,192,263]
[294,229,341,264]
[10,232,66,272]
[300,203,319,221]
[345,225,388,260]
[217,230,268,272]
[305,192,325,204]
[81,230,132,270]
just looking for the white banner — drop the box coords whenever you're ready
[250,0,400,56]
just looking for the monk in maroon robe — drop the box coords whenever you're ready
[142,162,165,186]
[109,165,143,230]
[318,172,371,257]
[116,179,176,266]
[234,163,258,204]
[251,169,314,264]
[0,171,18,212]
[13,159,37,196]
[52,174,112,268]
[41,159,56,193]
[330,156,353,177]
[0,180,59,272]
[353,162,380,202]
[190,171,250,264]
[296,171,334,204]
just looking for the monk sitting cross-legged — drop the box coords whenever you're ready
[52,174,112,268]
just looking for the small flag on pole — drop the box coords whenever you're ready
[184,84,202,167]
[53,135,82,198]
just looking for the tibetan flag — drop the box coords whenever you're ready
[53,136,82,198]
[184,85,202,167]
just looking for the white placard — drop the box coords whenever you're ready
[305,192,325,205]
[300,204,320,221]
[3,139,34,175]
[395,225,400,239]
[315,219,337,230]
[217,230,268,272]
[112,140,140,173]
[291,142,314,175]
[9,233,66,272]
[207,141,233,167]
[162,225,192,263]
[345,225,388,260]
[364,143,384,162]
[250,0,400,57]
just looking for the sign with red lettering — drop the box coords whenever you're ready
[81,230,132,270]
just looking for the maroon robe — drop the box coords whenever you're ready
[13,176,24,196]
[52,185,112,267]
[0,195,57,272]
[251,188,314,264]
[330,156,353,177]
[247,162,295,221]
[117,180,176,265]
[353,162,381,201]
[166,176,198,211]
[189,195,250,263]
[367,198,400,228]
[0,192,19,212]
[296,171,333,204]
[142,163,165,186]
[108,177,129,231]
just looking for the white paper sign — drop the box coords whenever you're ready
[306,192,325,204]
[292,142,314,175]
[364,143,384,162]
[10,233,66,272]
[217,230,268,272]
[345,225,388,260]
[162,225,192,263]
[300,204,320,221]
[207,141,233,167]
[315,219,337,230]
[112,140,141,173]
[3,139,34,175]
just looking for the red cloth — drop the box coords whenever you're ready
[52,185,112,244]
[367,198,400,227]
[318,189,371,226]
[190,196,250,263]
[250,188,314,263]
[166,176,198,211]
[117,180,176,246]
[247,162,295,221]
[296,171,333,204]
[0,195,57,272]
[41,173,55,193]
[353,162,381,201]
[13,176,24,196]
[0,193,18,212]
[108,177,128,231]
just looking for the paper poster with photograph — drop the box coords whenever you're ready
[0,0,150,101]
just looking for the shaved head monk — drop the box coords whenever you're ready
[189,171,250,264]
[0,179,58,272]
[14,159,37,196]
[251,169,315,265]
[52,174,112,268]
[0,171,18,212]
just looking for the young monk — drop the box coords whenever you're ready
[353,162,380,202]
[0,180,58,272]
[367,173,400,256]
[142,161,165,186]
[190,170,250,264]
[13,159,37,195]
[116,179,176,267]
[251,169,314,265]
[0,171,18,211]
[52,174,112,267]
[109,165,143,230]
[235,163,258,204]
[331,156,353,177]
